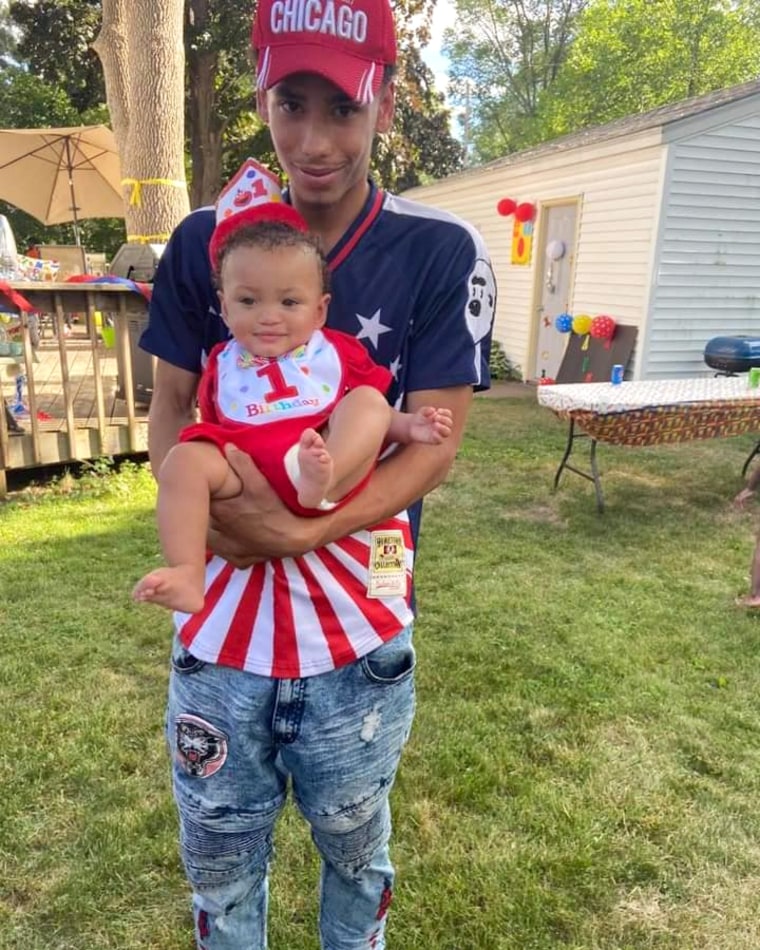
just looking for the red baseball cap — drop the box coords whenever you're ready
[253,0,397,104]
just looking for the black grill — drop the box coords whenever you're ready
[704,336,760,375]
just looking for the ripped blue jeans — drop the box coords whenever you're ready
[166,625,416,950]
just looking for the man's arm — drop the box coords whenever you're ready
[147,359,201,478]
[208,385,473,563]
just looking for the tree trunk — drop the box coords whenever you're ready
[188,0,225,209]
[187,0,224,208]
[93,0,190,243]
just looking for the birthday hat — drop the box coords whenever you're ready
[215,158,283,224]
[210,158,307,269]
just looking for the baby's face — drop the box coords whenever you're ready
[219,243,329,358]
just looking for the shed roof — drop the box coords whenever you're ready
[455,78,760,177]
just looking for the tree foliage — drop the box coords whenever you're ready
[0,0,17,65]
[541,0,760,138]
[445,0,760,165]
[186,0,258,207]
[9,0,104,114]
[375,45,464,191]
[444,0,587,162]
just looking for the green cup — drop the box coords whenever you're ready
[749,367,760,389]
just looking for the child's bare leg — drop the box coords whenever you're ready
[295,428,334,508]
[737,532,760,608]
[295,386,391,507]
[132,441,241,612]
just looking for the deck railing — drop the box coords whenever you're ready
[0,282,152,495]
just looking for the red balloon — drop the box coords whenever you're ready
[515,202,536,223]
[590,314,616,340]
[538,376,556,386]
[497,198,517,217]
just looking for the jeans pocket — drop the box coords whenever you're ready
[360,630,416,685]
[171,641,206,675]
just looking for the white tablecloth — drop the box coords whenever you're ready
[537,376,760,415]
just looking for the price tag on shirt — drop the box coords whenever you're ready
[367,530,407,598]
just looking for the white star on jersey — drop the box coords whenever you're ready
[389,355,402,379]
[356,309,392,349]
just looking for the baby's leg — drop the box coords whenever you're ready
[295,428,334,509]
[295,386,391,508]
[132,441,241,612]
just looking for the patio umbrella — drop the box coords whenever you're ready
[0,124,124,245]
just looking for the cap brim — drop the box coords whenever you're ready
[257,45,385,104]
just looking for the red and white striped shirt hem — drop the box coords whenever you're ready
[174,516,414,679]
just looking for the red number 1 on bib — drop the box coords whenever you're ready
[257,362,299,403]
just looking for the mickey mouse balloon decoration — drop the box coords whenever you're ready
[515,202,537,223]
[496,198,517,217]
[496,198,536,221]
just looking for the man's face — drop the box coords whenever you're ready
[257,73,394,215]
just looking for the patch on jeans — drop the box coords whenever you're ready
[377,879,393,920]
[175,714,228,778]
[369,882,393,948]
[197,909,211,941]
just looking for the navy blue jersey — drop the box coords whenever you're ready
[141,180,496,542]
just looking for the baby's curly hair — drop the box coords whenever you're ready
[213,220,330,294]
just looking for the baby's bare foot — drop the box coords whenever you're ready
[132,564,205,613]
[736,594,760,609]
[296,428,334,508]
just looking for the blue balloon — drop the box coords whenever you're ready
[555,313,573,333]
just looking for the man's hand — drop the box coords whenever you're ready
[207,445,324,566]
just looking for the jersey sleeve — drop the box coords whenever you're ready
[405,227,495,395]
[329,329,393,395]
[139,209,217,373]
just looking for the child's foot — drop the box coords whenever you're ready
[736,594,760,608]
[295,428,334,508]
[132,565,205,613]
[410,406,454,444]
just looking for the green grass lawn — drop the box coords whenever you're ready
[2,393,760,949]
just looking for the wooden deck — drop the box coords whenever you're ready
[0,282,153,493]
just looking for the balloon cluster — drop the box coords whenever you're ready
[555,312,617,342]
[496,197,537,222]
[589,314,616,341]
[572,314,592,336]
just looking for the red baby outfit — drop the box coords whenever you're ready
[180,327,392,516]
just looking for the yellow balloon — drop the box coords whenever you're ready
[572,314,592,335]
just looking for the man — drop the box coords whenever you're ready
[139,0,496,945]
